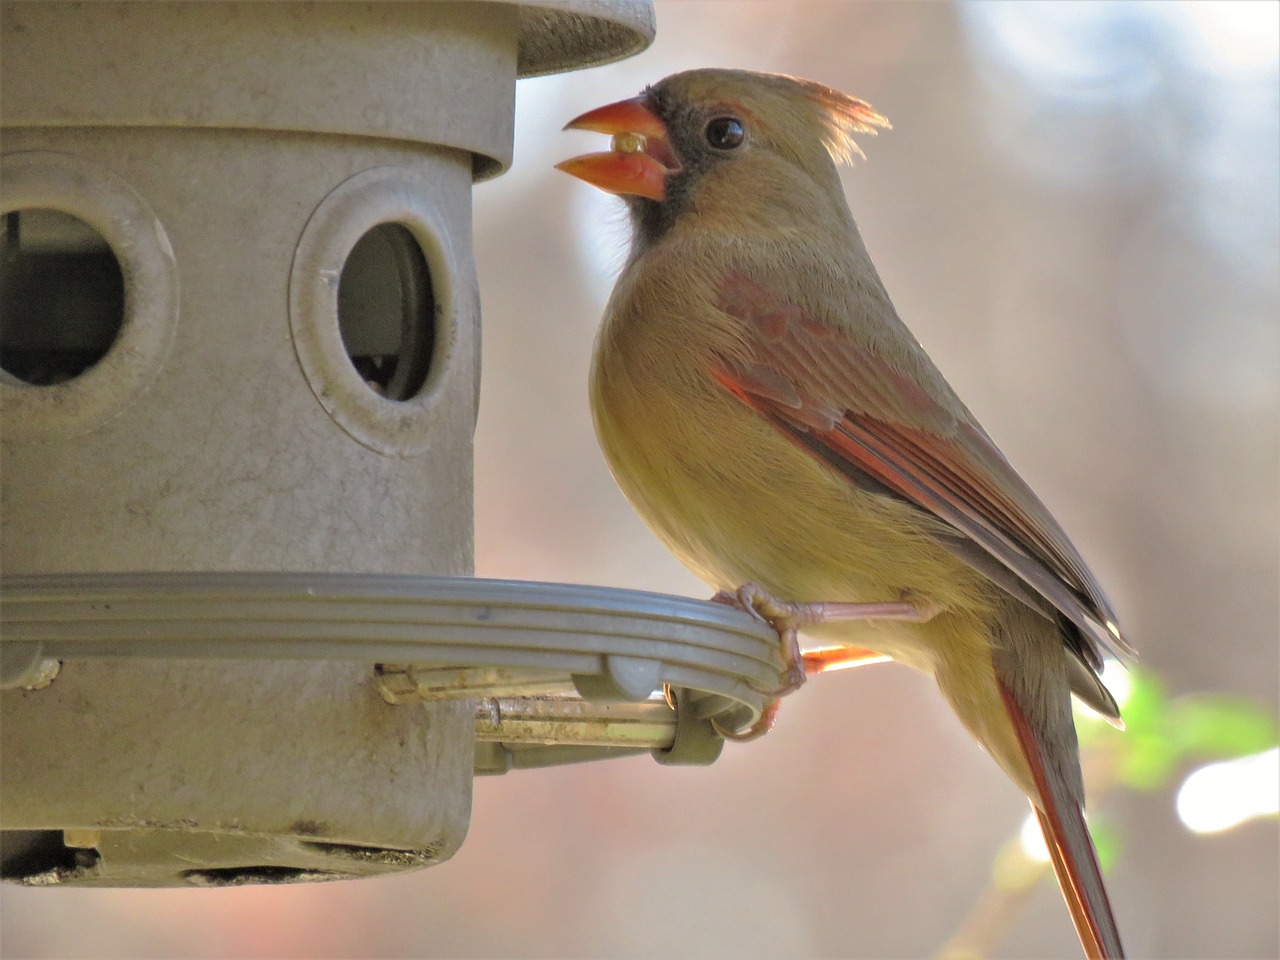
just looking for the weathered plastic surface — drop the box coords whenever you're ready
[0,2,656,178]
[515,1,655,79]
[0,1,654,886]
[1,661,476,887]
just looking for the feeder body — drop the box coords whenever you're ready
[0,1,510,885]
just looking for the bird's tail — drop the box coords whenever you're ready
[997,672,1124,959]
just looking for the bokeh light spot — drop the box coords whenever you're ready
[1176,747,1280,834]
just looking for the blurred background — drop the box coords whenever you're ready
[2,1,1275,957]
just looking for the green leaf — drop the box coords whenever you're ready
[1089,819,1122,872]
[1167,696,1278,758]
[1116,729,1179,790]
[1075,668,1278,792]
[1116,670,1168,733]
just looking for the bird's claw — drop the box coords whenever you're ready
[709,583,812,741]
[711,700,781,742]
[713,582,809,696]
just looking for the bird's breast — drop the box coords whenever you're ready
[590,281,985,626]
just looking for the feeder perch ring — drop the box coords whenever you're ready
[0,572,784,772]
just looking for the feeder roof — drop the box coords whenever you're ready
[516,1,655,78]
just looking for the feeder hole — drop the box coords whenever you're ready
[0,830,99,881]
[337,222,435,401]
[183,865,343,886]
[0,209,125,386]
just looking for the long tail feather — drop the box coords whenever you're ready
[998,678,1124,958]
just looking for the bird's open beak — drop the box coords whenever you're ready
[555,96,679,202]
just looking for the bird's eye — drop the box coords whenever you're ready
[704,116,746,150]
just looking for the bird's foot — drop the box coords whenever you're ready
[710,583,943,741]
[711,583,810,696]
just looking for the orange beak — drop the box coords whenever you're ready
[555,96,679,202]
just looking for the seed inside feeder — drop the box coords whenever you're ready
[612,132,645,155]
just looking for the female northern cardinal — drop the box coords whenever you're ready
[557,68,1130,959]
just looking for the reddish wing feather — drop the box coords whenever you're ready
[715,275,1127,956]
[713,275,1131,664]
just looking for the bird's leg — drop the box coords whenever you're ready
[710,583,941,742]
[713,583,941,693]
[800,646,890,674]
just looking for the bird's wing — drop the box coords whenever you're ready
[710,273,1134,668]
[713,272,1130,959]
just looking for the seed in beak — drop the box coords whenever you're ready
[612,132,646,155]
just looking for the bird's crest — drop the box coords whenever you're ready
[791,76,891,164]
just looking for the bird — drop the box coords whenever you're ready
[556,68,1132,958]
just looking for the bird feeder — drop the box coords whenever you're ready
[0,1,783,887]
